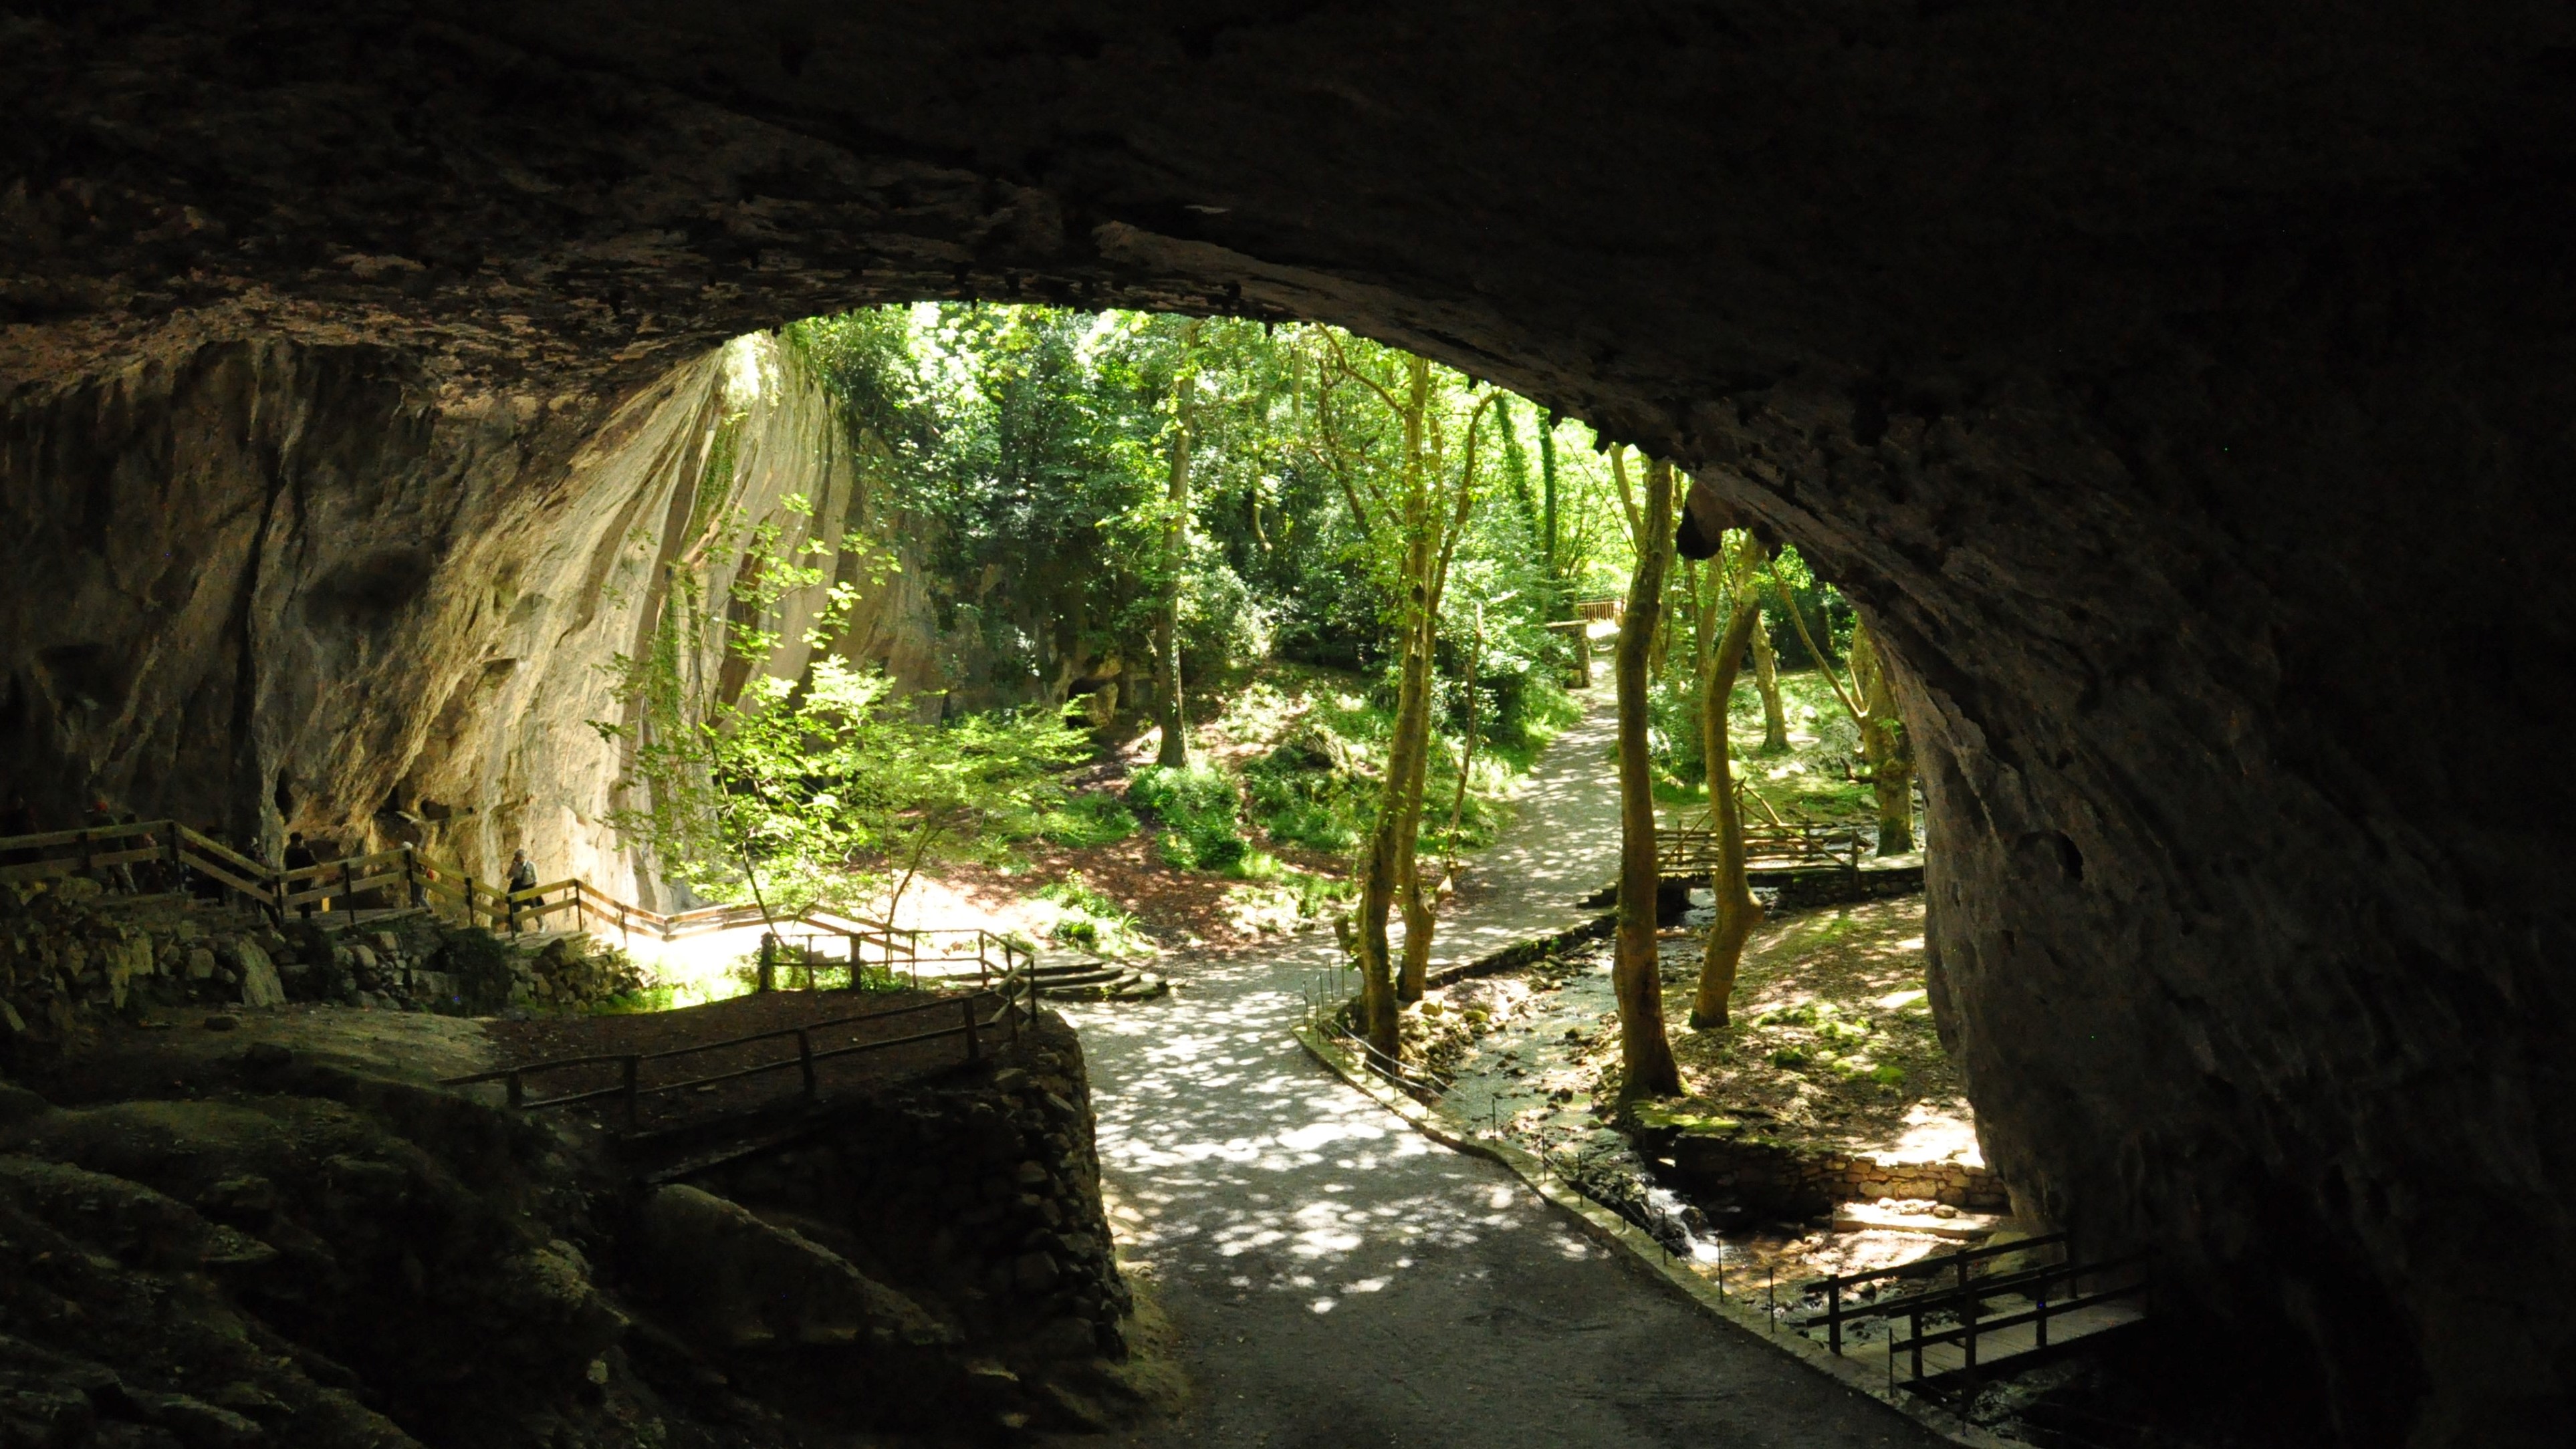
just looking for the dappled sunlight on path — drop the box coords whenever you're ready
[1056,691,1943,1449]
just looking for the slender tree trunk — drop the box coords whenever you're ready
[1751,618,1789,752]
[1441,610,1485,884]
[1357,358,1438,1053]
[1156,325,1196,768]
[1540,409,1560,610]
[1851,621,1916,854]
[1391,606,1441,1004]
[1613,459,1683,1097]
[1690,548,1765,1029]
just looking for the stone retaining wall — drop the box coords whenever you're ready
[1663,1131,2010,1220]
[680,1013,1132,1367]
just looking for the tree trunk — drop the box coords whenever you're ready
[1751,616,1788,752]
[1690,548,1765,1029]
[1155,325,1196,768]
[1356,357,1439,1051]
[1392,606,1441,1003]
[1851,620,1915,855]
[1540,408,1560,608]
[1613,458,1683,1097]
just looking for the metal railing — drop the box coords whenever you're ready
[1792,1233,2151,1392]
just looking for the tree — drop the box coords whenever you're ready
[1312,338,1496,1054]
[1611,456,1683,1097]
[1749,610,1790,752]
[1767,565,1915,855]
[1687,532,1766,1029]
[595,507,1084,934]
[1849,620,1916,854]
[1155,321,1200,767]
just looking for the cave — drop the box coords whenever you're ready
[5,5,2573,1444]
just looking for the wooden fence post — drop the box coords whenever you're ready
[621,1055,640,1130]
[797,1029,817,1101]
[963,997,980,1063]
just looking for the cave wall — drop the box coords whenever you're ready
[8,3,2576,1444]
[0,334,947,896]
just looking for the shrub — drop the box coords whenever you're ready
[1038,791,1139,848]
[1129,765,1248,871]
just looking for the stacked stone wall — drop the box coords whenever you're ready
[684,1013,1131,1365]
[1665,1130,2009,1220]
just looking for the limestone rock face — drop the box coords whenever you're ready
[0,336,947,904]
[7,5,2576,1442]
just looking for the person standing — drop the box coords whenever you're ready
[507,849,541,934]
[283,832,317,918]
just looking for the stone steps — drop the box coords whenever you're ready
[1027,954,1168,1003]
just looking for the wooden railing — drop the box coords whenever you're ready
[1657,817,1871,876]
[0,822,1007,977]
[437,966,1042,1127]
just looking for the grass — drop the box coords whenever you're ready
[1653,896,1963,1154]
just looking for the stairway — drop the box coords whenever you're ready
[1026,951,1169,1003]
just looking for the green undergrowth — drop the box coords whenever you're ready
[1036,791,1139,848]
[1649,666,1875,822]
[1221,662,1578,863]
[1038,873,1154,957]
[1129,765,1248,869]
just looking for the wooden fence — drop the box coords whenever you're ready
[1657,817,1873,876]
[0,821,1020,980]
[437,970,1040,1128]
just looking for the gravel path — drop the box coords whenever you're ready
[1060,688,1945,1448]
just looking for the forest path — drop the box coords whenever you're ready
[1056,689,1942,1448]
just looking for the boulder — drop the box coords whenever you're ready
[231,941,285,1008]
[632,1184,957,1352]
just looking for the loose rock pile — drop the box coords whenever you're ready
[1,884,651,1053]
[1,880,287,1042]
[503,935,645,1012]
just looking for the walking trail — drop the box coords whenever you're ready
[1058,688,1944,1448]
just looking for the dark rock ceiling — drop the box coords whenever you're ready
[7,5,2576,1445]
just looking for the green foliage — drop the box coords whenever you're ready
[1037,791,1139,848]
[1036,873,1151,957]
[592,521,1091,918]
[1128,765,1248,870]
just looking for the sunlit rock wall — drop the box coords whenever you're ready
[0,335,943,898]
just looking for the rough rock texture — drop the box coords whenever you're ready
[680,1017,1134,1373]
[7,5,2576,1444]
[0,330,945,904]
[0,1003,1144,1445]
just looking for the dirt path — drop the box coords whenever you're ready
[1058,688,1944,1448]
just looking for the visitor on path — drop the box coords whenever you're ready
[0,794,36,871]
[283,833,318,918]
[507,849,542,934]
[88,798,138,893]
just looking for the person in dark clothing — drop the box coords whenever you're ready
[507,849,541,934]
[283,832,317,918]
[87,798,138,893]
